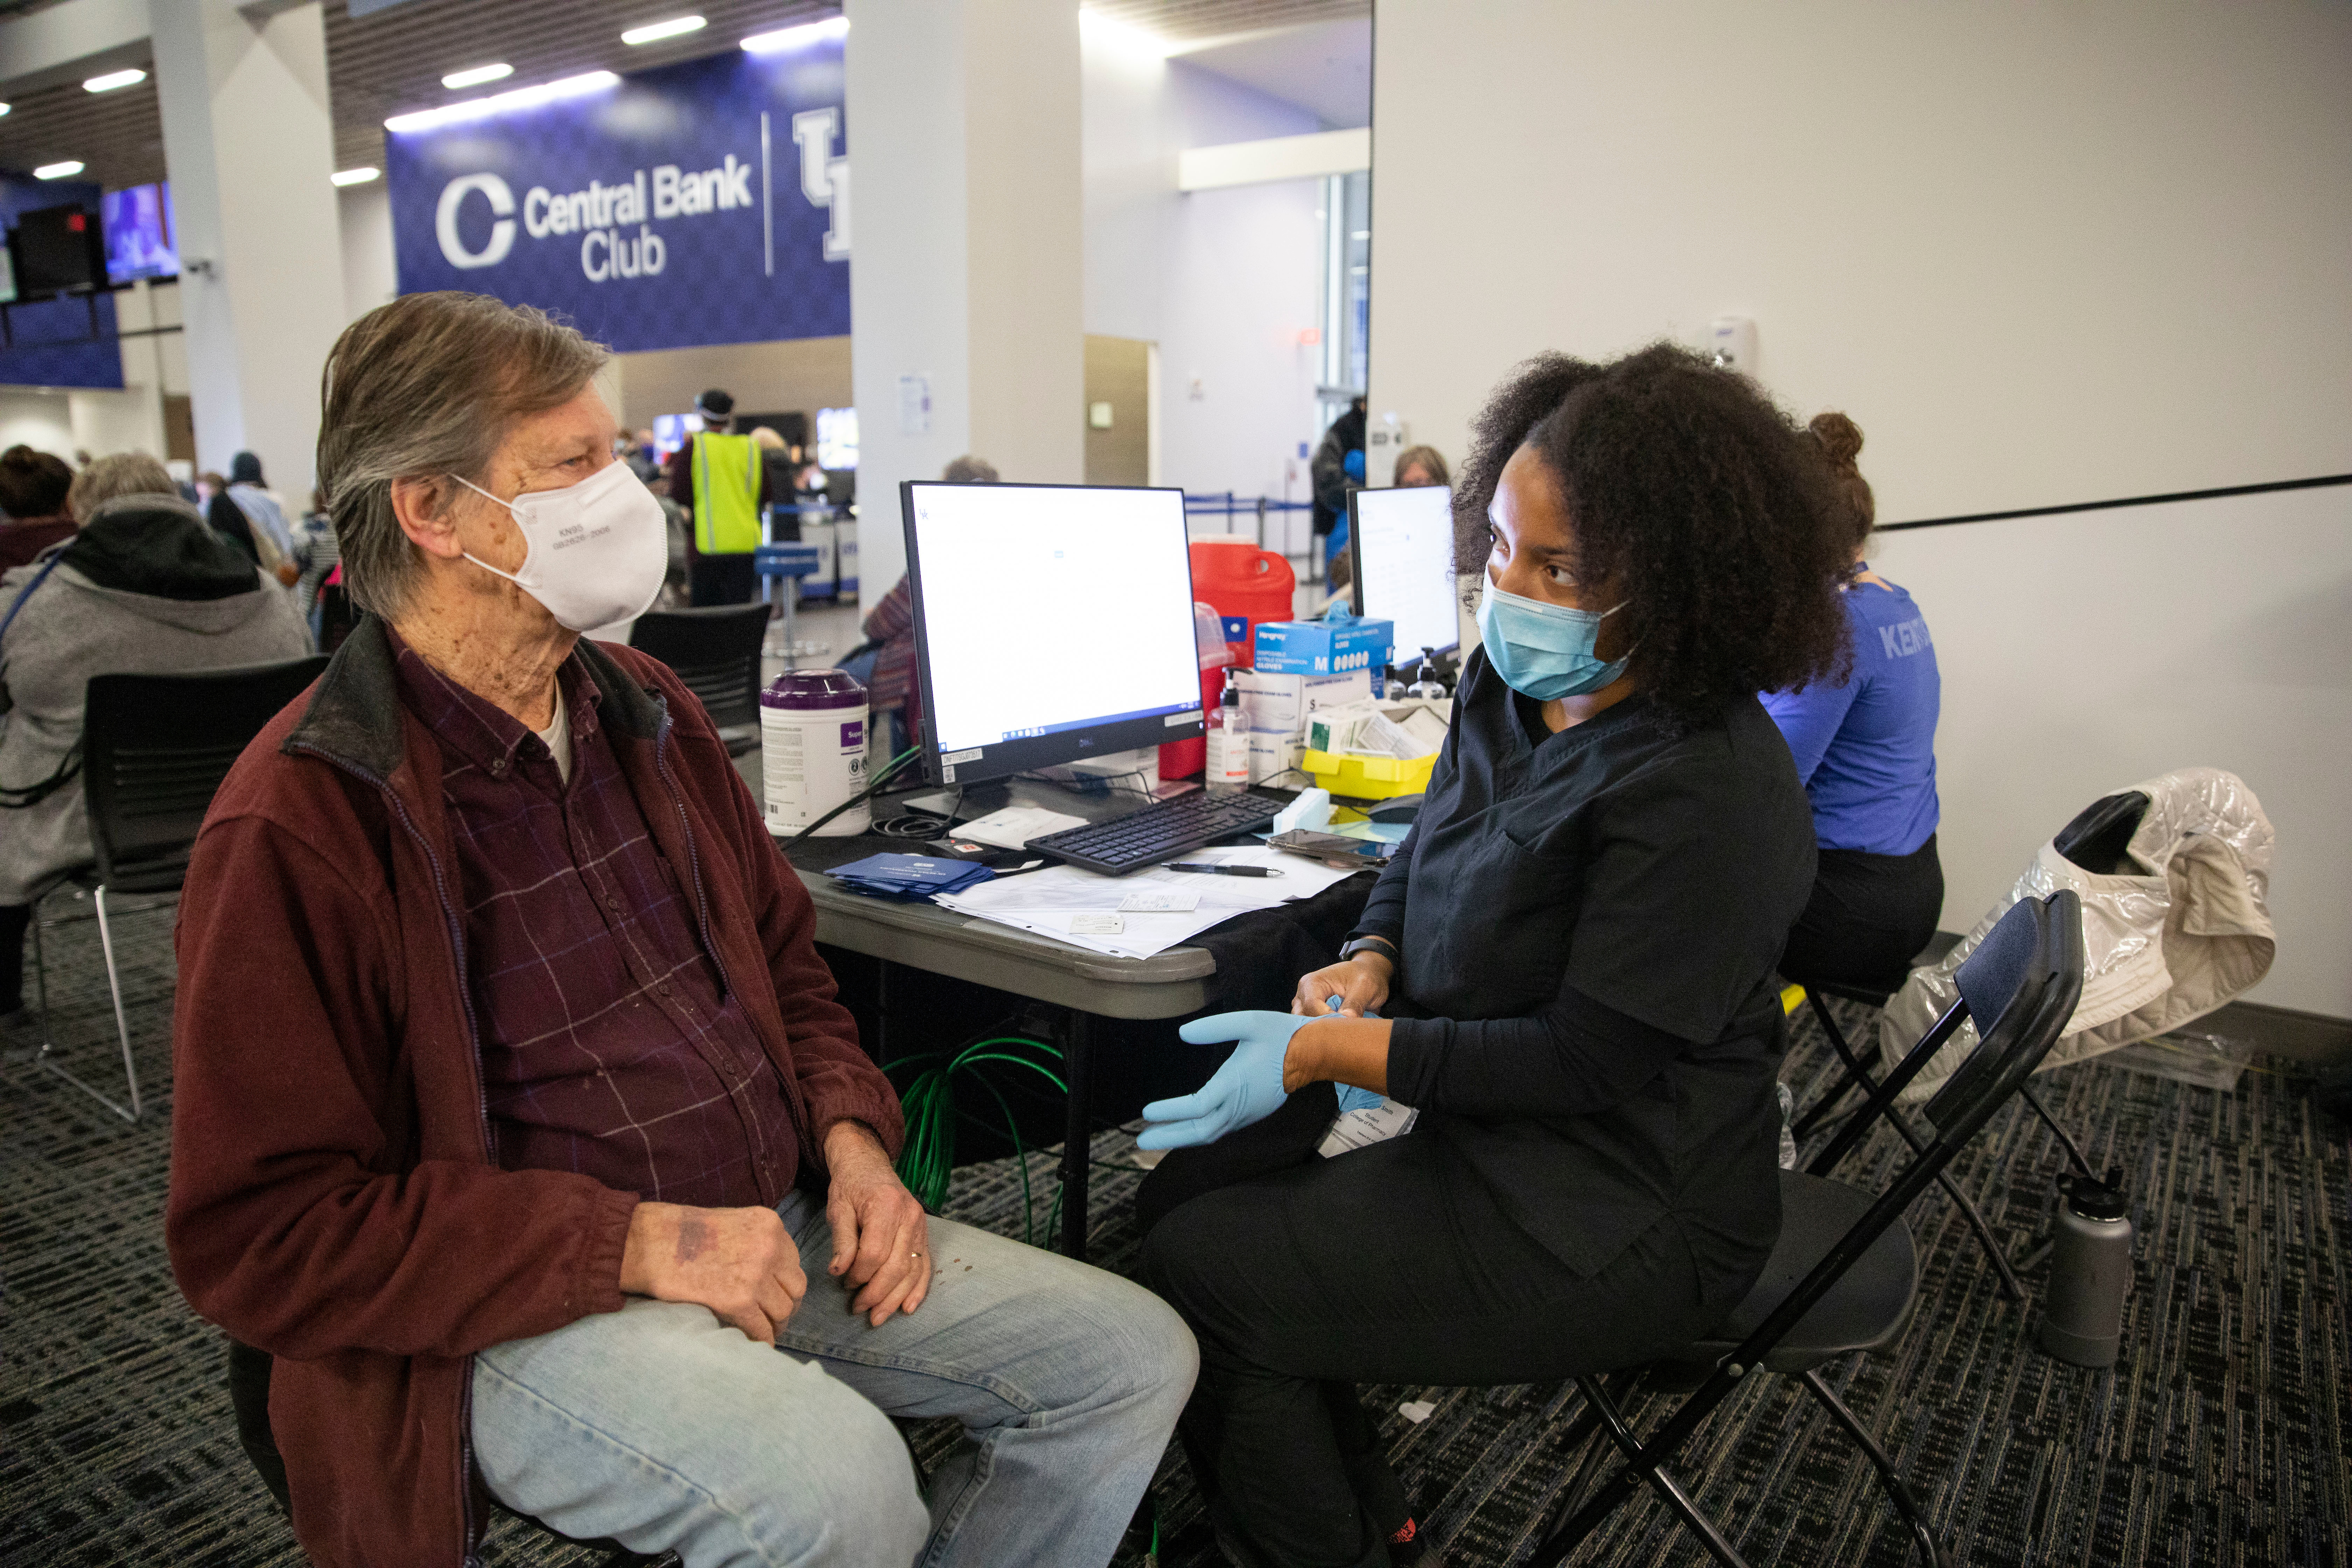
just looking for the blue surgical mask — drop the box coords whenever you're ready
[1476,580,1629,700]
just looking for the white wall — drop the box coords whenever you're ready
[0,391,76,464]
[1372,1,2352,516]
[1372,0,2352,1015]
[1872,487,2352,1018]
[1083,32,1325,503]
[846,0,1085,598]
[339,179,396,324]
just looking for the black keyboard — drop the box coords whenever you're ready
[1027,790,1280,876]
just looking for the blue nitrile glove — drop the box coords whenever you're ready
[1343,448,1367,483]
[1139,1011,1308,1150]
[1326,995,1387,1113]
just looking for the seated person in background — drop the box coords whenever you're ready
[1331,445,1452,593]
[165,294,1192,1568]
[1391,444,1449,490]
[0,446,76,570]
[1760,412,1943,994]
[0,454,308,1017]
[207,450,302,588]
[848,454,998,757]
[289,489,341,640]
[1133,346,1851,1568]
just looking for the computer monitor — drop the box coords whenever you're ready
[816,406,858,469]
[902,481,1205,786]
[1347,484,1460,663]
[101,182,177,284]
[9,202,105,298]
[650,412,702,461]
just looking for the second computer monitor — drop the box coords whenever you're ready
[901,481,1206,786]
[1348,484,1460,663]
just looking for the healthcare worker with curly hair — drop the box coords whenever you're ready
[1136,344,1856,1568]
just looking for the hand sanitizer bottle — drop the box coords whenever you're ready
[1206,672,1250,794]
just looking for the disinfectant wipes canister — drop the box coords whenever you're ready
[760,669,870,836]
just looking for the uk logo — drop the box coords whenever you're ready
[792,108,850,261]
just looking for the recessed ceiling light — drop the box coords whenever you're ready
[84,68,147,94]
[331,167,381,187]
[1078,8,1174,59]
[441,62,514,90]
[385,71,620,134]
[34,160,85,179]
[742,16,847,53]
[621,15,706,46]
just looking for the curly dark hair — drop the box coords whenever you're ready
[1452,343,1853,716]
[1807,410,1875,556]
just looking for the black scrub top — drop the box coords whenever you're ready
[1354,646,1817,1289]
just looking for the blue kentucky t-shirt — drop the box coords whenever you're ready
[1760,570,1940,856]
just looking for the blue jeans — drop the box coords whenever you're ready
[471,1192,1198,1568]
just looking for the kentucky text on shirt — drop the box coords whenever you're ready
[1878,616,1932,658]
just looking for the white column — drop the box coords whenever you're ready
[150,0,344,501]
[844,0,1084,598]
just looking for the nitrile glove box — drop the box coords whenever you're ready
[1234,669,1374,735]
[1252,618,1393,678]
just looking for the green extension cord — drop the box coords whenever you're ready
[884,1033,1067,1244]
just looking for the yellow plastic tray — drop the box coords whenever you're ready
[1299,747,1437,800]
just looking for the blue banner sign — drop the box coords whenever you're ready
[387,40,848,353]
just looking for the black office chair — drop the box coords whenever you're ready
[628,604,771,755]
[1529,890,2086,1568]
[27,656,330,1123]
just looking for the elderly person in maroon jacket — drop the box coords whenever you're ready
[166,292,1195,1568]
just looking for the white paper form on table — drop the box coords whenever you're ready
[932,844,1366,959]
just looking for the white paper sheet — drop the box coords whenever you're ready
[933,843,1364,959]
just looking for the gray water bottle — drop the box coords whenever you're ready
[2038,1172,2133,1368]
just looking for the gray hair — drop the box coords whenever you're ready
[68,452,177,521]
[317,292,609,622]
[940,454,999,483]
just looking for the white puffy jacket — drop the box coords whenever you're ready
[1879,767,2274,1100]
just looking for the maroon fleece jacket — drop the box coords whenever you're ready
[166,623,902,1568]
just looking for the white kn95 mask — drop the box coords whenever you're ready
[452,459,668,633]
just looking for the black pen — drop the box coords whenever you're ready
[1163,862,1281,878]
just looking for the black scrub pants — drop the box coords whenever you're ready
[1137,1089,1740,1568]
[1778,833,1944,996]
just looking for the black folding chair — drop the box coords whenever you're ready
[28,656,330,1122]
[1529,890,2086,1568]
[1783,974,2030,1303]
[628,604,771,755]
[1787,793,2131,1252]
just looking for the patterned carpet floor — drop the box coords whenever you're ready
[2,891,2346,1567]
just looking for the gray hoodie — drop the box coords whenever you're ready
[0,494,311,903]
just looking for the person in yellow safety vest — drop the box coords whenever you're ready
[663,388,773,606]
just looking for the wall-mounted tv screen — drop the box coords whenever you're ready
[651,412,703,462]
[10,202,106,297]
[816,406,857,470]
[102,182,177,283]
